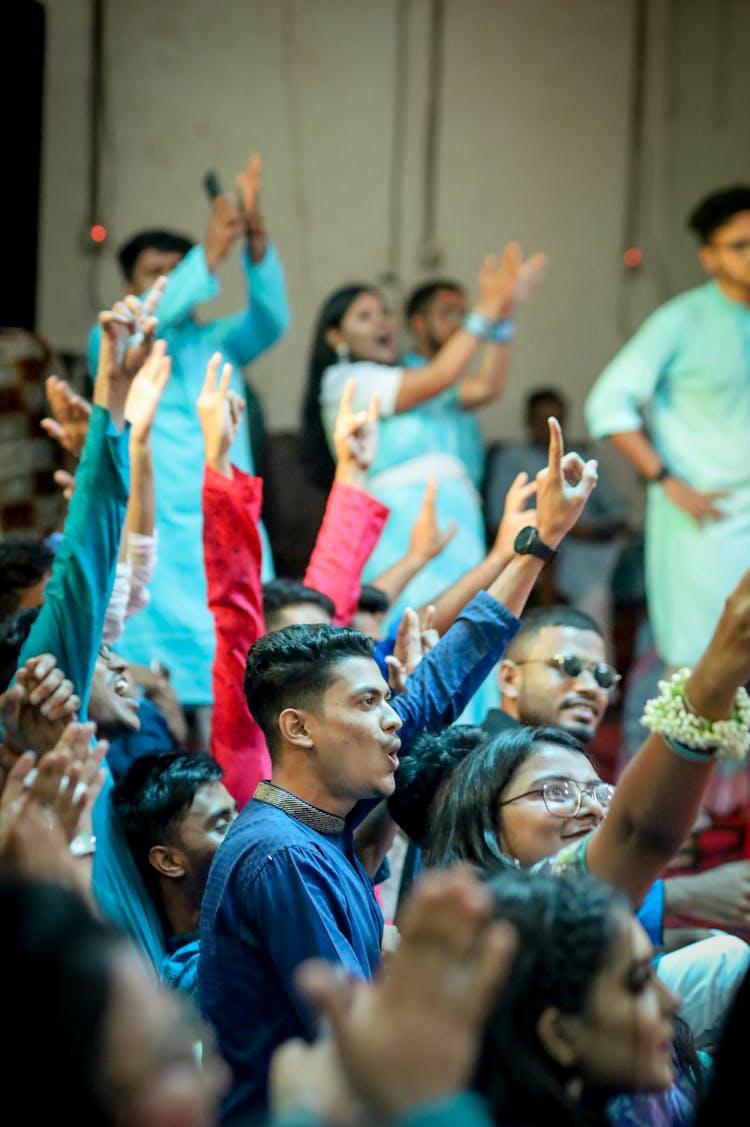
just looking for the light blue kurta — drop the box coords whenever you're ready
[88,243,290,705]
[320,356,498,723]
[585,281,750,665]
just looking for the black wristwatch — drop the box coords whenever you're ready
[513,526,557,564]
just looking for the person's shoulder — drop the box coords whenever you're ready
[644,283,713,326]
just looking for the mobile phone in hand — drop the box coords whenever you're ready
[203,171,223,201]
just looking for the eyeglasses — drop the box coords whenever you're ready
[514,654,621,690]
[499,778,616,818]
[711,239,750,256]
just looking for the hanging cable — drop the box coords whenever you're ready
[418,0,445,271]
[86,0,106,315]
[380,0,410,297]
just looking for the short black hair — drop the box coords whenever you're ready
[111,751,223,893]
[507,604,604,662]
[404,279,465,320]
[387,724,488,845]
[356,584,391,617]
[244,624,374,756]
[262,578,335,632]
[687,186,750,244]
[0,535,54,620]
[525,387,566,418]
[0,607,40,693]
[117,229,194,281]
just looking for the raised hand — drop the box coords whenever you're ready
[475,243,547,321]
[386,607,422,695]
[96,275,167,429]
[204,193,245,273]
[408,479,457,564]
[491,471,538,562]
[535,417,598,548]
[332,378,379,485]
[197,352,246,475]
[53,468,76,502]
[510,251,548,309]
[41,375,92,459]
[124,338,172,445]
[686,565,750,722]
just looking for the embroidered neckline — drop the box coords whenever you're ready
[254,781,345,835]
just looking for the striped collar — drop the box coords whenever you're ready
[253,781,345,835]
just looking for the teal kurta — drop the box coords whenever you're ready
[88,242,290,705]
[585,281,750,666]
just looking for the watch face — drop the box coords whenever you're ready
[514,526,538,553]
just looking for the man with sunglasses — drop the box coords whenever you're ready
[482,604,615,746]
[585,185,750,672]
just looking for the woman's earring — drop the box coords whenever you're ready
[565,1074,583,1103]
[335,341,351,363]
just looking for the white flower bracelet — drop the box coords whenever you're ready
[641,667,750,762]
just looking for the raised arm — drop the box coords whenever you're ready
[19,285,169,713]
[458,247,547,411]
[368,479,457,610]
[585,569,750,904]
[392,419,598,745]
[198,353,269,806]
[209,153,290,366]
[304,380,389,625]
[392,247,534,413]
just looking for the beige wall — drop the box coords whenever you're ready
[37,0,750,476]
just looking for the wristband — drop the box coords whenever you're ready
[641,667,750,761]
[488,317,516,344]
[463,310,494,339]
[651,465,671,483]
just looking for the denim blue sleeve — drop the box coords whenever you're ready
[18,406,129,717]
[373,626,397,679]
[392,592,521,748]
[636,880,665,948]
[208,243,291,366]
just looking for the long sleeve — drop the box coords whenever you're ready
[203,465,270,806]
[393,592,521,750]
[18,405,130,716]
[304,481,390,626]
[209,244,290,366]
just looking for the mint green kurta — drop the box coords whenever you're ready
[585,281,750,666]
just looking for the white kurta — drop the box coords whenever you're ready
[585,281,750,665]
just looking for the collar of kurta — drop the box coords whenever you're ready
[253,781,345,835]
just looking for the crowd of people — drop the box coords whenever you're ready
[1,156,750,1126]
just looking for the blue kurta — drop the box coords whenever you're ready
[199,592,520,1119]
[585,281,750,665]
[87,242,290,705]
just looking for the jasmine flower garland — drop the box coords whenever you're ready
[641,667,750,762]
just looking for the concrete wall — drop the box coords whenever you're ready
[37,0,750,472]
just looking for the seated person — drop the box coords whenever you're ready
[112,751,237,996]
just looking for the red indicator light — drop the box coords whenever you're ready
[90,224,107,243]
[623,247,642,267]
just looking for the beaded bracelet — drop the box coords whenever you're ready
[640,667,750,762]
[463,310,494,339]
[488,317,516,344]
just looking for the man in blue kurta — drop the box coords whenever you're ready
[88,154,290,712]
[585,185,750,668]
[198,417,599,1121]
